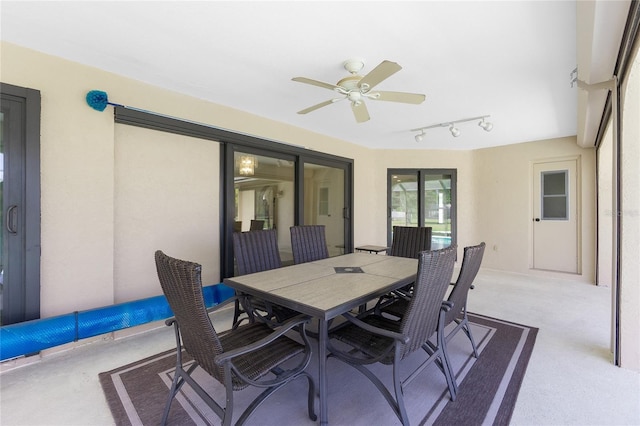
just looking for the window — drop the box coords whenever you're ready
[388,169,456,249]
[541,170,568,220]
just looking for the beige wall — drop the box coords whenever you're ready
[114,125,220,302]
[473,137,596,279]
[619,46,640,371]
[0,42,597,317]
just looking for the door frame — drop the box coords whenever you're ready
[0,83,41,324]
[530,155,581,274]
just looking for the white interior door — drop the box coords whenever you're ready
[532,159,579,273]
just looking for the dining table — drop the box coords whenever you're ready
[223,252,419,425]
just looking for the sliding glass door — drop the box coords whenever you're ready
[222,145,353,278]
[388,169,456,250]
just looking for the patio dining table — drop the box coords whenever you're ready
[223,252,418,425]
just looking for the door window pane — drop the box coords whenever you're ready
[424,174,452,249]
[388,169,456,250]
[542,170,568,220]
[391,174,418,227]
[303,163,344,257]
[234,152,295,263]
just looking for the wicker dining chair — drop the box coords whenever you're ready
[154,250,316,426]
[232,229,298,328]
[378,242,486,393]
[374,226,433,311]
[249,219,265,231]
[290,225,330,264]
[388,225,432,258]
[327,246,458,425]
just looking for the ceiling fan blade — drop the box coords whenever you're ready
[358,60,402,90]
[351,102,370,123]
[372,91,426,104]
[297,99,339,115]
[292,77,340,91]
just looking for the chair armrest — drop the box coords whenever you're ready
[206,294,241,314]
[214,315,311,365]
[340,312,410,344]
[441,301,453,311]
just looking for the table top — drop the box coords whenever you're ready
[355,245,389,253]
[223,253,417,320]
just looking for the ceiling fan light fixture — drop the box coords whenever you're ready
[292,58,425,123]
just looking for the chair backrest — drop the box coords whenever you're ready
[445,242,486,325]
[399,245,457,359]
[154,250,225,380]
[388,226,432,259]
[233,229,282,275]
[249,219,265,231]
[290,225,329,264]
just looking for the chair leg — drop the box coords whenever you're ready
[161,362,198,426]
[439,337,459,398]
[160,374,179,426]
[222,374,235,426]
[393,362,410,426]
[305,373,318,421]
[232,298,242,329]
[460,315,479,358]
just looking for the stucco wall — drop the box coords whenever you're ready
[619,46,640,371]
[473,137,596,279]
[1,41,597,319]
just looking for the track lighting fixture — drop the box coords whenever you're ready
[478,117,493,132]
[410,115,492,141]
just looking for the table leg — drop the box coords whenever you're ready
[318,319,328,425]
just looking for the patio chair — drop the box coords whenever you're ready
[374,226,433,311]
[232,229,299,328]
[379,242,486,393]
[154,250,316,426]
[327,246,458,425]
[388,225,432,258]
[440,242,485,377]
[290,225,329,264]
[249,219,265,230]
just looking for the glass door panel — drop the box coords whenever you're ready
[303,163,345,257]
[390,174,419,244]
[234,152,295,265]
[423,173,453,248]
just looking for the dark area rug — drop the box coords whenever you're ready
[100,313,537,425]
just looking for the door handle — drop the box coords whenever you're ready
[534,218,541,222]
[6,205,18,233]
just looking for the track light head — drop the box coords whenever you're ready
[411,114,491,141]
[478,118,493,132]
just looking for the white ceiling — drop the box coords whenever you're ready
[0,1,628,150]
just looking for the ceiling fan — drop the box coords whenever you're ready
[292,58,426,123]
